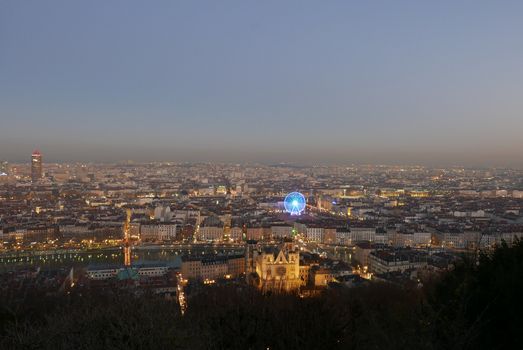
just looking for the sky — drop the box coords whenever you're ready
[1,1,522,166]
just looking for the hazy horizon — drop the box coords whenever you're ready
[2,1,523,167]
[4,146,523,169]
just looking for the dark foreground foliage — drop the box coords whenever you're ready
[1,240,522,350]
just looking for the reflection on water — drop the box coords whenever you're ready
[0,246,245,271]
[326,246,352,264]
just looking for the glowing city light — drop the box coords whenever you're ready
[284,192,306,215]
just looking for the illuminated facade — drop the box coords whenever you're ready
[255,245,302,293]
[181,255,245,280]
[31,150,42,182]
[140,223,178,241]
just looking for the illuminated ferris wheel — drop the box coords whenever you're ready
[284,192,306,215]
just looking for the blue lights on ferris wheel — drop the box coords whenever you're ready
[284,192,306,215]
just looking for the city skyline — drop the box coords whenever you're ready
[3,147,523,169]
[2,1,523,167]
[1,3,522,349]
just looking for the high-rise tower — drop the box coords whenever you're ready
[31,150,42,182]
[0,161,8,175]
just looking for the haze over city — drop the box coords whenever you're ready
[3,2,523,349]
[2,1,523,166]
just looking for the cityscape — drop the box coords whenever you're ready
[1,151,522,348]
[2,1,523,350]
